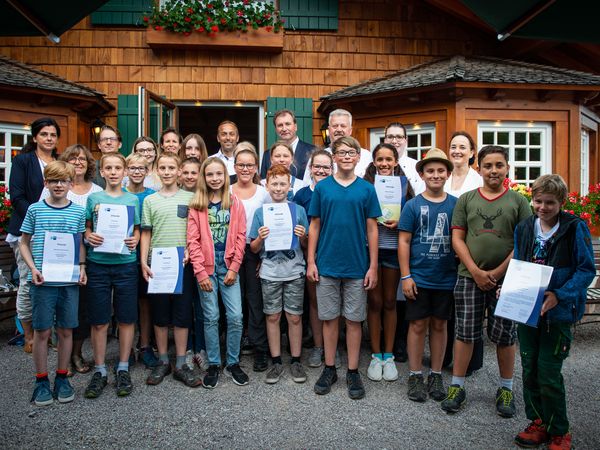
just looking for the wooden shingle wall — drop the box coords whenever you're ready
[0,0,498,143]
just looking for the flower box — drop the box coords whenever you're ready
[146,27,283,53]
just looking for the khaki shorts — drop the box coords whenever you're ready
[316,276,367,322]
[262,277,305,315]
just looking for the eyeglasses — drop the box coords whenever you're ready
[385,135,406,141]
[128,166,147,173]
[333,150,358,157]
[235,163,256,170]
[312,164,332,172]
[68,157,87,163]
[136,147,156,154]
[99,136,119,143]
[47,179,71,185]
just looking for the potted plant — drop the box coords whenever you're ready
[0,184,11,238]
[144,0,285,52]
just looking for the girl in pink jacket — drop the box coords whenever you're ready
[187,157,247,389]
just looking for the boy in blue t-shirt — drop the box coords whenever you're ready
[307,136,381,400]
[398,148,457,403]
[20,161,86,406]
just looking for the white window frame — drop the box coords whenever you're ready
[581,129,590,195]
[478,121,552,186]
[369,123,436,160]
[0,123,31,187]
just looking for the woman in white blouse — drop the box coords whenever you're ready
[444,131,483,198]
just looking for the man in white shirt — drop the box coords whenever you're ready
[215,120,239,176]
[302,109,373,184]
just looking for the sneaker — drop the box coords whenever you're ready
[265,363,284,384]
[53,377,75,403]
[407,374,427,402]
[441,384,466,413]
[241,336,254,355]
[84,372,108,399]
[314,366,337,395]
[225,363,249,386]
[32,380,53,406]
[367,355,383,381]
[140,347,159,368]
[185,350,194,368]
[496,387,516,418]
[335,350,342,369]
[427,373,446,401]
[145,362,171,386]
[290,361,307,383]
[193,350,209,371]
[308,347,323,368]
[173,364,203,388]
[253,351,269,372]
[116,370,133,397]
[514,419,550,448]
[547,433,572,450]
[382,356,398,381]
[203,365,220,389]
[346,372,366,399]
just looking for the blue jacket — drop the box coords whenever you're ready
[261,139,316,181]
[513,212,596,324]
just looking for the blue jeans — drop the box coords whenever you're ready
[199,251,243,366]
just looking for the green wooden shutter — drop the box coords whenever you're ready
[117,94,138,156]
[279,0,338,31]
[266,97,314,147]
[91,0,152,26]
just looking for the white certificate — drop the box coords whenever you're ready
[42,232,80,283]
[263,203,298,252]
[374,175,402,223]
[495,259,554,327]
[147,247,184,294]
[94,204,134,255]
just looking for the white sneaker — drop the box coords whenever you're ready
[367,354,383,381]
[382,356,399,381]
[185,350,194,368]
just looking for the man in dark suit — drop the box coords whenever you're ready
[260,109,317,180]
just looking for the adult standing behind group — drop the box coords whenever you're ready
[215,121,239,178]
[382,122,425,194]
[302,109,373,185]
[92,126,122,188]
[7,117,60,353]
[261,109,317,181]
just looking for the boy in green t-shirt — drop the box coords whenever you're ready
[441,145,532,417]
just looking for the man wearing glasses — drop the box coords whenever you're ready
[383,122,424,194]
[93,126,123,188]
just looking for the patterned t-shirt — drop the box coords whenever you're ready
[208,201,230,251]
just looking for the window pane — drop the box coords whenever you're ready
[530,132,541,145]
[515,132,526,145]
[0,132,4,146]
[515,167,527,180]
[497,132,509,145]
[529,167,541,180]
[11,134,25,148]
[515,147,526,161]
[482,131,494,145]
[407,135,418,147]
[407,150,419,160]
[421,133,432,147]
[0,149,5,161]
[529,147,541,161]
[0,168,4,182]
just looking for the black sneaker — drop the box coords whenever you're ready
[496,387,516,418]
[441,384,466,413]
[253,351,269,372]
[116,370,133,397]
[225,363,249,386]
[173,364,203,388]
[146,362,171,386]
[84,372,108,399]
[407,374,427,402]
[203,365,220,389]
[314,366,337,395]
[427,373,446,401]
[346,372,365,400]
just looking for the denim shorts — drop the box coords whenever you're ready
[31,284,79,330]
[378,248,400,269]
[86,260,139,325]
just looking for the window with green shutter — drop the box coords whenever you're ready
[279,0,338,31]
[117,94,138,156]
[266,97,314,147]
[91,0,152,26]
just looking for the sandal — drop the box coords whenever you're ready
[72,355,91,374]
[23,342,33,353]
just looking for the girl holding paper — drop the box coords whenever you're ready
[362,143,414,382]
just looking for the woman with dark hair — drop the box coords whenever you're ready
[383,122,425,194]
[7,117,60,353]
[444,131,483,197]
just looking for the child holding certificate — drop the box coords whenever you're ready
[84,153,140,399]
[513,175,595,450]
[249,165,309,384]
[307,136,381,400]
[398,149,456,402]
[20,161,86,406]
[442,145,532,416]
[187,157,247,389]
[140,152,202,388]
[362,143,414,383]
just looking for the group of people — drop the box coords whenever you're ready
[8,107,595,450]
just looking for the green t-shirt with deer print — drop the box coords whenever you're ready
[451,188,532,279]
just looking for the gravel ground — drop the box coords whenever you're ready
[1,322,599,450]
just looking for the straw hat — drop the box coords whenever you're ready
[415,147,454,172]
